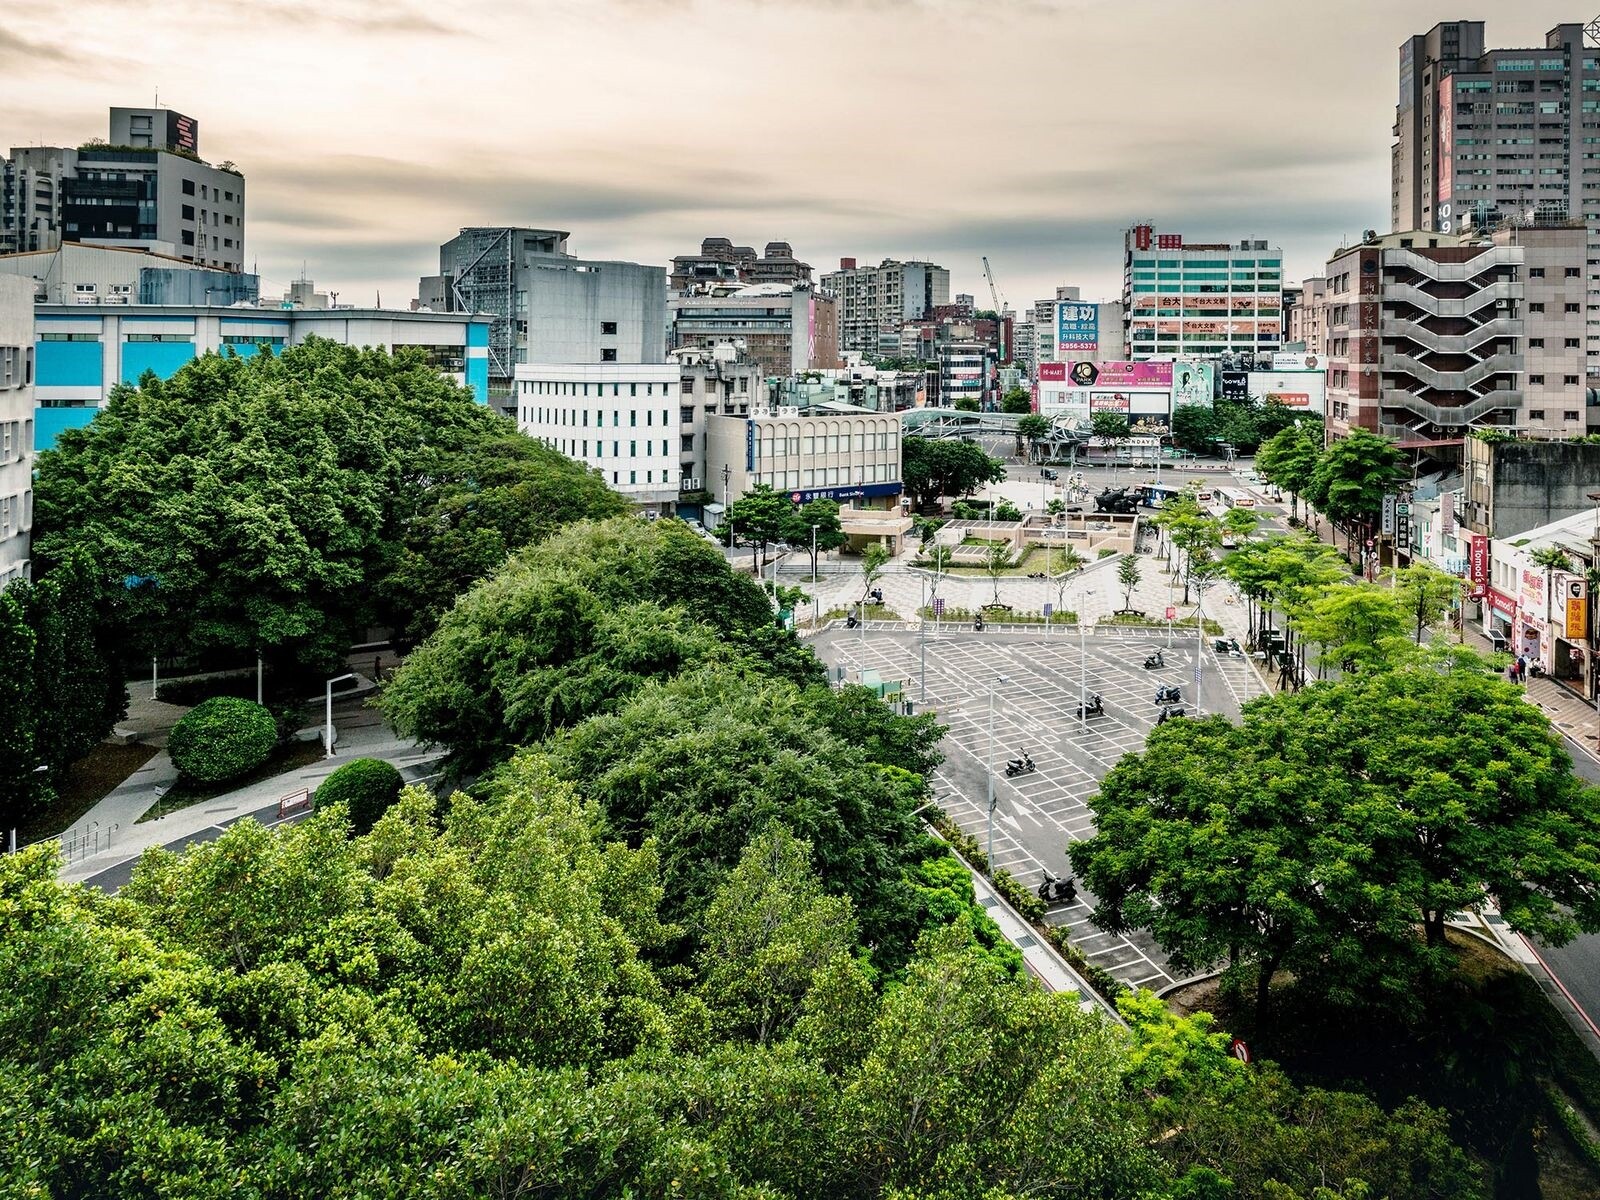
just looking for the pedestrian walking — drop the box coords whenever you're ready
[373,654,382,683]
[1508,661,1519,685]
[1516,656,1528,685]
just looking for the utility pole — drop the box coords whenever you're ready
[987,674,1009,868]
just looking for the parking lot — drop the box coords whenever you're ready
[814,624,1266,992]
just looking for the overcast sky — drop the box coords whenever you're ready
[3,1,1587,308]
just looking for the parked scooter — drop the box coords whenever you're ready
[845,613,859,629]
[1037,871,1078,905]
[1074,693,1104,719]
[1213,637,1244,658]
[1004,751,1036,778]
[973,615,985,632]
[1143,649,1165,670]
[1154,685,1181,705]
[1156,705,1187,725]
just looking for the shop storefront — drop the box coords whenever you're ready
[1483,587,1516,654]
[1553,572,1592,697]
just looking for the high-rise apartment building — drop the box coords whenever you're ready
[1121,226,1283,361]
[3,107,245,271]
[1286,277,1328,354]
[1323,231,1526,447]
[669,238,812,293]
[1392,21,1600,371]
[0,276,34,590]
[419,227,667,409]
[821,257,950,354]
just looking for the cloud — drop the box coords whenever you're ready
[0,26,70,65]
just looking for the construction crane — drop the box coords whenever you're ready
[981,256,1009,363]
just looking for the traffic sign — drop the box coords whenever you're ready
[1043,602,1054,618]
[1165,606,1176,621]
[1229,1037,1252,1064]
[933,597,945,616]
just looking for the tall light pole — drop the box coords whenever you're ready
[324,672,355,759]
[811,523,819,582]
[919,574,927,704]
[722,464,731,515]
[987,674,1009,868]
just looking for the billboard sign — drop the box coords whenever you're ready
[1437,78,1455,213]
[1172,361,1214,409]
[1056,303,1100,356]
[1067,360,1172,389]
[1382,494,1397,537]
[1440,491,1455,536]
[1089,392,1130,412]
[1220,370,1248,401]
[1468,533,1489,588]
[1520,568,1547,618]
[1565,576,1588,640]
[1248,370,1326,414]
[1038,361,1068,382]
[1271,352,1322,371]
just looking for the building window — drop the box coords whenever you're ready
[601,348,617,362]
[1531,302,1545,312]
[680,377,694,394]
[1531,374,1546,384]
[1568,267,1582,277]
[1566,410,1582,421]
[1531,409,1547,420]
[1531,267,1546,277]
[1566,375,1582,384]
[181,178,195,195]
[1531,337,1545,347]
[601,321,618,335]
[1567,338,1582,347]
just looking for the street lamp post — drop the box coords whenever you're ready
[324,673,355,759]
[987,674,1009,869]
[722,464,731,514]
[919,574,927,705]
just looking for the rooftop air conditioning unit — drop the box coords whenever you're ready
[682,476,701,491]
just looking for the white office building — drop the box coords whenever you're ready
[515,362,680,511]
[0,276,34,590]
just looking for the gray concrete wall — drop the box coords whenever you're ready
[1488,440,1600,537]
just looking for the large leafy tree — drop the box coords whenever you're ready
[901,437,1005,513]
[728,483,796,573]
[381,517,808,769]
[1073,666,1600,1023]
[32,338,586,671]
[1393,560,1462,645]
[785,498,846,578]
[1304,428,1406,537]
[381,430,626,644]
[1254,424,1321,522]
[1298,582,1409,676]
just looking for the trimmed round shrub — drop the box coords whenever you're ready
[168,696,278,784]
[313,757,404,833]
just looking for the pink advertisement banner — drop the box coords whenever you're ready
[1066,361,1173,389]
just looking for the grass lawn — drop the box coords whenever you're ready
[16,742,160,846]
[1167,931,1600,1199]
[139,740,327,823]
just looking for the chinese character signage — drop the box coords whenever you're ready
[1066,361,1172,389]
[1056,303,1100,356]
[1565,577,1588,640]
[1468,533,1489,588]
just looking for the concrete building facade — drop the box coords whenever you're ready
[514,362,680,510]
[1322,231,1523,448]
[0,277,33,590]
[0,243,257,306]
[31,305,491,449]
[2,147,77,255]
[673,342,760,500]
[821,257,951,354]
[704,404,904,512]
[667,283,840,379]
[1286,276,1328,354]
[1122,226,1283,361]
[419,227,666,409]
[937,341,990,409]
[1392,21,1600,372]
[670,238,812,293]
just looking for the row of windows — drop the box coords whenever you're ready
[0,418,32,464]
[538,438,671,460]
[754,430,899,457]
[519,379,674,398]
[754,465,895,488]
[529,407,674,428]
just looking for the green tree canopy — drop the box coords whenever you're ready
[1305,429,1406,533]
[1255,425,1321,521]
[381,517,809,770]
[33,338,608,670]
[902,437,1006,512]
[999,386,1033,415]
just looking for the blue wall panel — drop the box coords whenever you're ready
[34,406,99,451]
[466,322,490,348]
[35,341,103,388]
[466,358,489,405]
[120,342,197,385]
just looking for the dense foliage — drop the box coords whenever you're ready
[32,339,620,671]
[0,552,126,829]
[166,696,279,783]
[313,756,405,833]
[901,436,1006,512]
[1170,398,1315,456]
[1071,665,1600,1023]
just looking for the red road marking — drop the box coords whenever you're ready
[1522,934,1600,1043]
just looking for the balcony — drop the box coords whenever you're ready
[1380,315,1521,353]
[1379,351,1524,389]
[1383,280,1522,318]
[1382,245,1523,283]
[1380,389,1522,426]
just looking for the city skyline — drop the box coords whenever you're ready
[3,0,1588,306]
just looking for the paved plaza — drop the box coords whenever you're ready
[814,624,1266,992]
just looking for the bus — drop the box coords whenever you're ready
[1218,487,1257,510]
[1139,483,1184,509]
